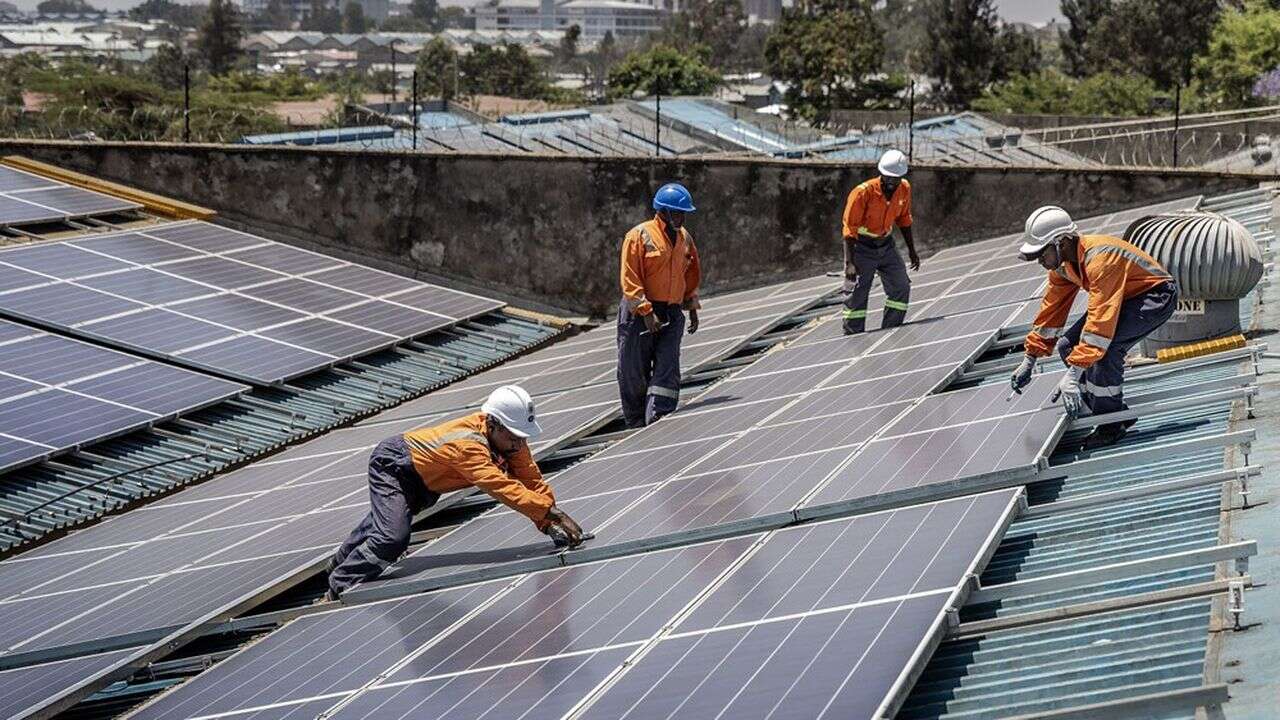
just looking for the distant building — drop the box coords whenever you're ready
[474,0,662,40]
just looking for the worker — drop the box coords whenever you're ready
[840,148,922,335]
[326,385,584,599]
[1010,206,1177,448]
[617,182,702,428]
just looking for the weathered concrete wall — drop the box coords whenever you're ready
[0,140,1260,316]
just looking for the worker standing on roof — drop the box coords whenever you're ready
[841,149,922,335]
[617,182,702,428]
[325,385,584,598]
[1010,206,1177,448]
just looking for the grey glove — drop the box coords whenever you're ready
[1052,366,1085,418]
[1010,354,1036,394]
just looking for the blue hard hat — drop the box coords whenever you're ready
[653,183,696,213]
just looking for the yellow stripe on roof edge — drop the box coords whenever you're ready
[1,156,216,221]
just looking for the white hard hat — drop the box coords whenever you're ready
[482,384,542,439]
[1020,205,1078,258]
[878,149,908,177]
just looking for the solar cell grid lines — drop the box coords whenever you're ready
[0,166,141,227]
[126,490,1021,720]
[0,222,504,384]
[0,318,246,472]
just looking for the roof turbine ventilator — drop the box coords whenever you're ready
[1123,211,1264,353]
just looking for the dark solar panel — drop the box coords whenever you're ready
[0,649,135,720]
[0,319,245,473]
[15,186,139,217]
[0,166,57,193]
[0,195,66,226]
[0,223,507,384]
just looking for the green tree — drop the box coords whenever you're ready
[924,0,999,109]
[302,0,341,31]
[379,15,430,31]
[971,69,1074,114]
[879,0,929,73]
[462,42,552,99]
[763,0,883,120]
[129,0,205,27]
[36,0,96,13]
[1059,0,1110,77]
[1194,0,1280,109]
[973,69,1160,116]
[144,42,188,90]
[414,36,459,101]
[196,0,243,76]
[341,1,366,32]
[410,0,440,30]
[1094,0,1218,88]
[558,23,581,66]
[262,0,292,29]
[653,0,746,70]
[992,25,1041,82]
[607,43,720,100]
[584,30,621,99]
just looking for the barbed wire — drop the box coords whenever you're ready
[1,105,1277,173]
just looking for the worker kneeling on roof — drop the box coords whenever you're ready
[326,385,584,599]
[617,182,702,428]
[840,149,922,335]
[1010,206,1177,449]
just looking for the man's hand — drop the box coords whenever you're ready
[687,309,699,335]
[642,312,661,335]
[908,249,921,271]
[1053,366,1085,418]
[545,505,584,548]
[1009,354,1035,394]
[843,261,858,281]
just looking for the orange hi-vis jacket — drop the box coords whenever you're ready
[620,215,701,317]
[1025,234,1172,368]
[402,412,555,530]
[842,177,913,240]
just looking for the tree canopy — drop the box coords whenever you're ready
[607,43,720,100]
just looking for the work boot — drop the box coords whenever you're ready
[1080,422,1130,450]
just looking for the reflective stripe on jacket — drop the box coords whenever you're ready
[1025,234,1172,368]
[620,215,701,316]
[841,177,913,240]
[402,412,554,529]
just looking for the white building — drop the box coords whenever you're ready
[474,0,662,40]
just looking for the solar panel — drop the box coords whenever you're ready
[0,223,505,384]
[0,319,245,472]
[0,166,57,193]
[802,378,1065,519]
[126,490,1020,720]
[0,649,135,720]
[14,186,139,218]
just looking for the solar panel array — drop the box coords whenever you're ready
[0,195,1206,719]
[0,222,504,384]
[0,272,835,719]
[0,166,141,227]
[127,489,1022,720]
[0,318,247,471]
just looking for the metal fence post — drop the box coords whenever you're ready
[1172,83,1182,168]
[907,79,915,162]
[412,70,418,151]
[655,87,661,158]
[183,64,190,144]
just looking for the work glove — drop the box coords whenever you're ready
[687,308,699,335]
[908,248,921,271]
[545,505,585,548]
[1009,354,1036,394]
[1051,365,1085,418]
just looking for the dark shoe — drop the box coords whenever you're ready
[1080,422,1130,450]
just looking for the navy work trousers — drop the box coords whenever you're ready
[616,300,685,428]
[842,236,912,334]
[328,435,438,596]
[1057,281,1177,417]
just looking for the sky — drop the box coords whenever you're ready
[7,0,1065,24]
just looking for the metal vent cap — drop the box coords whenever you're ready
[1123,211,1264,300]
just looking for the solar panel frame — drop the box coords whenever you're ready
[0,222,508,384]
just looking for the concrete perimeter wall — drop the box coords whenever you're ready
[0,140,1261,316]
